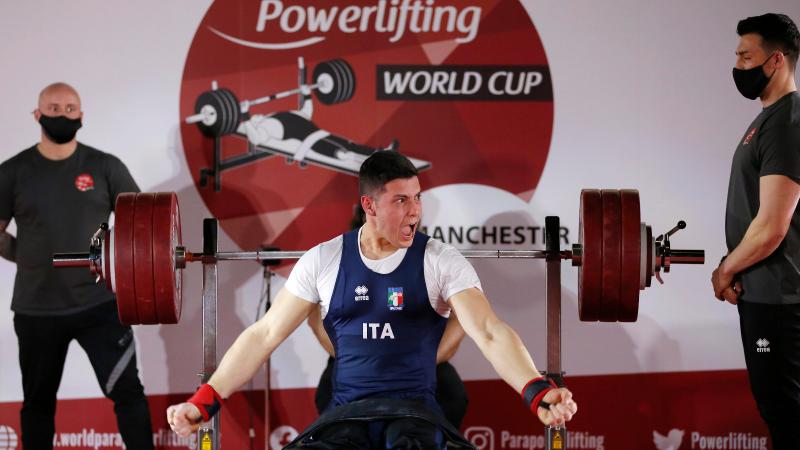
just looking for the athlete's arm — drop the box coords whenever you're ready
[209,289,316,396]
[436,312,464,364]
[168,288,316,436]
[714,175,800,301]
[449,288,539,390]
[307,305,335,356]
[449,288,576,425]
[0,220,15,262]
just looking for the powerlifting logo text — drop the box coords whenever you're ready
[210,0,482,50]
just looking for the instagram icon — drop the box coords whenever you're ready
[464,426,495,450]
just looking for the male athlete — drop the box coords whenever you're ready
[167,151,577,448]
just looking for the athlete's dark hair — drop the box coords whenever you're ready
[358,151,418,197]
[737,13,800,70]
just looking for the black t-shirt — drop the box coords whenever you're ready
[0,143,139,315]
[725,92,800,304]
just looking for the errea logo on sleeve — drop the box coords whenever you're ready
[756,338,770,353]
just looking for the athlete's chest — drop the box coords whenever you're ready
[331,265,430,321]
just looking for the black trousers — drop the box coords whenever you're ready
[738,300,800,450]
[13,301,153,450]
[314,357,469,428]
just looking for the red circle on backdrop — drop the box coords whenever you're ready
[180,0,553,252]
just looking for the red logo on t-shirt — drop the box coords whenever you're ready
[75,173,95,192]
[743,127,757,145]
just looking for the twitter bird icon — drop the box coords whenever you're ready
[654,429,684,450]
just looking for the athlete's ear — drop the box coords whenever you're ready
[361,195,376,216]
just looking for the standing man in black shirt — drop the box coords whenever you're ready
[0,83,154,449]
[713,13,800,450]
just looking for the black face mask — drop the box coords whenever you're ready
[732,54,777,100]
[39,114,82,144]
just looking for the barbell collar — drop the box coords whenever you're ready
[570,244,583,266]
[176,246,187,269]
[53,253,94,268]
[667,249,704,264]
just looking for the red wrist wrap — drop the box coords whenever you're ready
[187,384,222,422]
[520,376,557,413]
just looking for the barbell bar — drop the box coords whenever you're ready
[53,190,704,325]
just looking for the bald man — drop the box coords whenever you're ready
[0,83,154,449]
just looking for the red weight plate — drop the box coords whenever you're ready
[645,225,654,287]
[103,228,113,291]
[153,192,182,324]
[578,189,603,321]
[639,223,647,290]
[618,190,641,322]
[114,193,138,325]
[600,190,622,322]
[133,194,158,324]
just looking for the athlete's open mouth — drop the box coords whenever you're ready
[402,222,417,239]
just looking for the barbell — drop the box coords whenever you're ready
[52,189,704,326]
[185,59,356,138]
